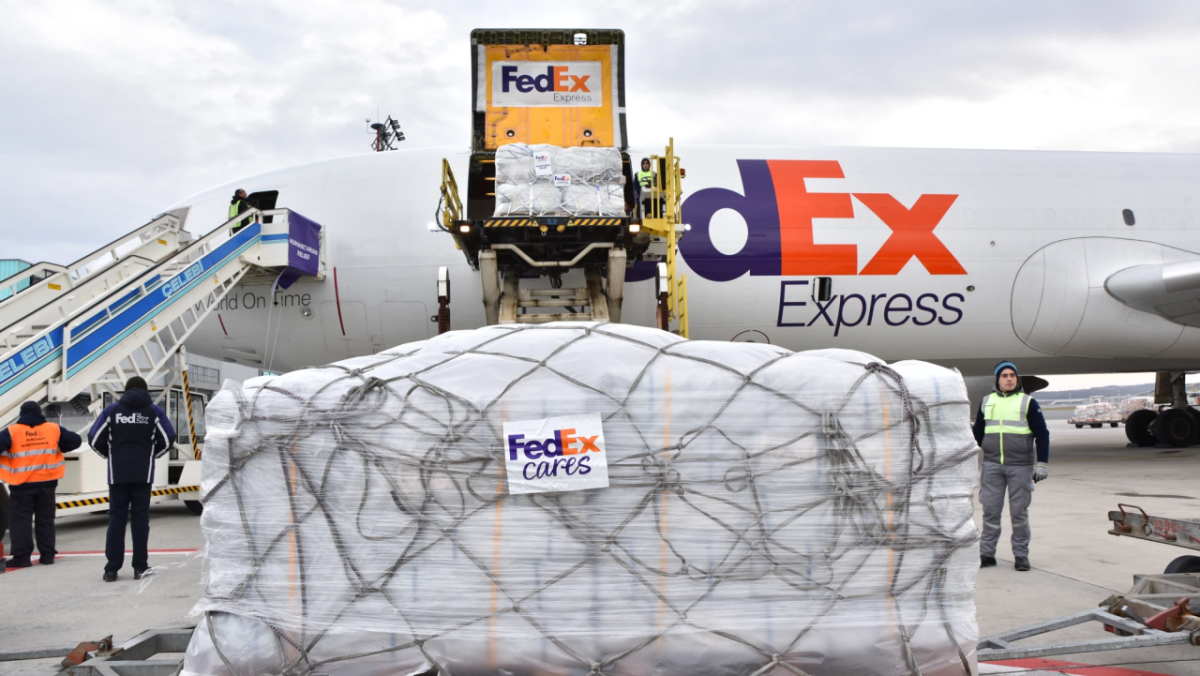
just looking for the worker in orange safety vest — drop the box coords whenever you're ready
[0,401,82,569]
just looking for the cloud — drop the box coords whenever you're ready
[2,0,1200,264]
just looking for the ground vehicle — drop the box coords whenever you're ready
[1069,400,1122,428]
[976,504,1200,662]
[54,384,207,517]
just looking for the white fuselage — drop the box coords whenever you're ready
[171,145,1200,376]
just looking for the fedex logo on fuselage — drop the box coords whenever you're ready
[679,160,966,282]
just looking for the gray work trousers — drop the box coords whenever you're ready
[980,461,1035,558]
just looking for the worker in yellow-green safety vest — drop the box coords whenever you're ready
[228,189,255,234]
[636,158,658,219]
[973,360,1050,573]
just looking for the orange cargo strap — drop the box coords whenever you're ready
[0,423,65,485]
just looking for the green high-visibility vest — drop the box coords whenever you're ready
[229,199,248,219]
[981,392,1033,464]
[636,170,654,191]
[229,199,251,231]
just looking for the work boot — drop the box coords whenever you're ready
[1015,556,1031,571]
[103,571,117,582]
[5,559,30,569]
[980,555,997,568]
[39,557,55,565]
[134,568,149,580]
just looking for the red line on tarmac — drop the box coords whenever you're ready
[987,658,1179,675]
[1,547,196,573]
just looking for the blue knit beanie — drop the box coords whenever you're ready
[994,361,1018,377]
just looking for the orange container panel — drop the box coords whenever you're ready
[477,43,625,151]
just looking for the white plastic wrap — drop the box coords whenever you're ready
[1119,397,1152,417]
[493,143,626,217]
[184,323,981,676]
[1072,401,1121,423]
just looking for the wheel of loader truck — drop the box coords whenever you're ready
[1110,423,1119,428]
[185,501,203,515]
[1164,555,1200,574]
[1154,407,1195,447]
[1125,408,1157,447]
[1075,423,1083,429]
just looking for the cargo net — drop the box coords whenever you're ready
[493,143,627,218]
[183,323,980,676]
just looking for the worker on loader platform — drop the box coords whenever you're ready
[88,377,176,582]
[636,158,657,219]
[0,401,82,569]
[973,361,1050,572]
[228,188,254,233]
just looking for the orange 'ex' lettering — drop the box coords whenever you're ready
[764,160,964,275]
[559,428,600,454]
[855,194,965,275]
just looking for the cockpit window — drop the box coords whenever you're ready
[1122,209,1135,226]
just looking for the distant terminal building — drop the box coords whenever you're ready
[0,259,31,301]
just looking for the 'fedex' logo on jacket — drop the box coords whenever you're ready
[115,412,151,425]
[680,160,965,282]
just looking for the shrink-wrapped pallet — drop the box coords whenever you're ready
[183,323,981,676]
[1119,397,1152,417]
[559,183,626,216]
[493,143,626,217]
[494,182,562,216]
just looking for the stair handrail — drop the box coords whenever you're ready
[440,159,464,230]
[0,209,265,394]
[0,254,162,343]
[0,212,183,307]
[641,139,689,337]
[0,262,68,298]
[58,209,266,341]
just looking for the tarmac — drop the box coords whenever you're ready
[1,411,1199,675]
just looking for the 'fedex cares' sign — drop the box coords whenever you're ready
[503,413,609,494]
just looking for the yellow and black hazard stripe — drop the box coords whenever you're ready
[482,218,624,227]
[56,485,200,510]
[569,218,623,226]
[483,219,537,227]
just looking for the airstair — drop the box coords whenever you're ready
[0,208,325,426]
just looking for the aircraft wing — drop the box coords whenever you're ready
[1106,260,1200,328]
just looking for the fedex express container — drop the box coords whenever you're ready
[471,29,628,151]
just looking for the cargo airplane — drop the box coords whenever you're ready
[141,143,1200,447]
[16,26,1200,447]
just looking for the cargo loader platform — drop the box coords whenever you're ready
[434,28,689,335]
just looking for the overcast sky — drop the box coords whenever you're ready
[4,0,1198,387]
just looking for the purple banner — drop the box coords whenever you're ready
[278,212,322,289]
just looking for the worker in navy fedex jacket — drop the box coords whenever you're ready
[87,377,176,581]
